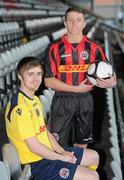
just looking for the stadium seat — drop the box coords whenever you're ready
[112,177,120,180]
[110,161,123,180]
[52,28,67,41]
[48,88,55,96]
[109,147,121,164]
[0,161,10,180]
[43,89,54,107]
[2,142,31,180]
[109,136,119,152]
[0,57,6,92]
[108,123,117,136]
[0,55,8,107]
[39,95,51,124]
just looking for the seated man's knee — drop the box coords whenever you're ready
[88,149,99,166]
[81,149,99,168]
[92,171,99,180]
[86,170,99,180]
[93,150,99,166]
[74,165,99,180]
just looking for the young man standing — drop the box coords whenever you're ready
[44,7,116,148]
[5,57,99,180]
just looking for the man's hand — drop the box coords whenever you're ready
[96,73,116,88]
[76,79,94,93]
[60,151,77,164]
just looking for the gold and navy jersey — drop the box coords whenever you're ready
[5,90,52,164]
[44,34,107,85]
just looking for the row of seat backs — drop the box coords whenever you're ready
[0,27,66,76]
[0,0,67,13]
[0,26,65,75]
[0,8,66,22]
[0,35,50,105]
[0,17,64,53]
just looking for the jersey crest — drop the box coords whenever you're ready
[80,50,89,60]
[59,168,70,179]
[16,108,22,115]
[35,108,40,117]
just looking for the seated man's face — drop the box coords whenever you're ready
[19,66,43,93]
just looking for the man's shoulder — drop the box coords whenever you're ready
[84,35,101,48]
[49,37,63,48]
[6,98,27,123]
[6,91,28,114]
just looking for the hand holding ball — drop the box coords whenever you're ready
[87,61,113,85]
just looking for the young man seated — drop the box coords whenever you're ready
[5,56,99,180]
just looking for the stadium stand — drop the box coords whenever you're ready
[24,17,64,40]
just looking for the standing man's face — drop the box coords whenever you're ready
[18,66,43,93]
[64,11,86,36]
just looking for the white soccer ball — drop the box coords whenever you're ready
[87,61,113,85]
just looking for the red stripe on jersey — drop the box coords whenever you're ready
[78,40,85,84]
[98,46,107,61]
[90,43,97,64]
[49,46,57,76]
[64,42,72,85]
[54,44,61,80]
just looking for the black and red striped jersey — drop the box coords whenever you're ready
[44,34,107,86]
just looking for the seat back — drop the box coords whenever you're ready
[43,89,53,107]
[2,143,22,179]
[2,142,31,180]
[0,161,10,180]
[39,95,51,123]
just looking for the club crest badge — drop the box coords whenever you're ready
[80,51,89,60]
[35,108,40,117]
[16,108,22,115]
[59,168,70,179]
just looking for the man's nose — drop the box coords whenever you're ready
[33,75,39,80]
[72,20,78,25]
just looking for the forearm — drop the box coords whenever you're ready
[44,77,93,93]
[47,130,65,154]
[25,136,77,164]
[44,77,80,93]
[25,137,63,161]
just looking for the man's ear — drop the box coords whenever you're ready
[64,21,66,28]
[83,21,86,29]
[18,74,22,80]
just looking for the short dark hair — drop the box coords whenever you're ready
[17,56,43,76]
[65,7,85,21]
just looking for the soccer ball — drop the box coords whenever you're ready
[87,61,113,85]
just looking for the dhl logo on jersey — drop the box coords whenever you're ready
[59,64,89,72]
